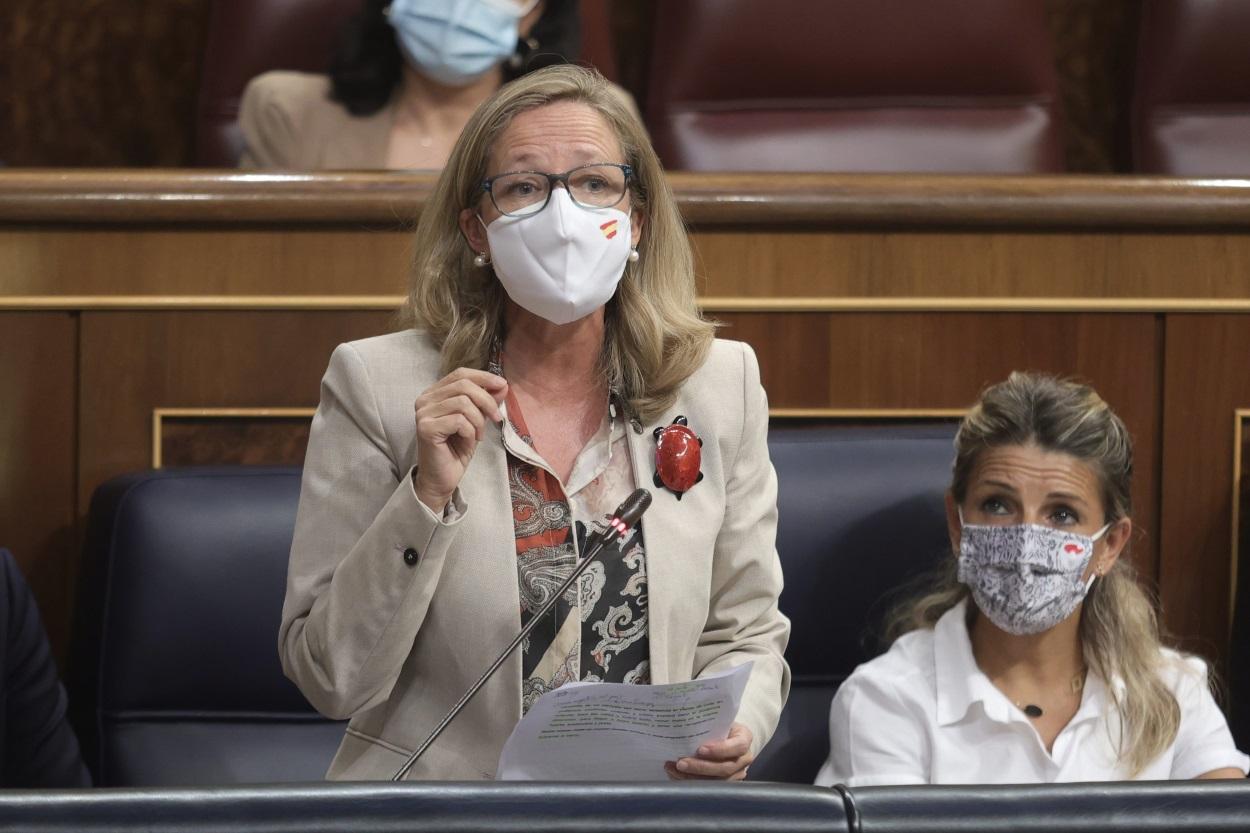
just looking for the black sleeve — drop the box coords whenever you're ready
[1,549,91,787]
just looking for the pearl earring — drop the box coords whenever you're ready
[473,252,491,267]
[628,248,639,263]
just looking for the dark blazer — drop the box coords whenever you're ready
[0,548,90,787]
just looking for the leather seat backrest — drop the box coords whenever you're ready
[1132,0,1250,175]
[0,781,850,832]
[850,781,1250,830]
[749,422,955,782]
[70,467,344,786]
[194,0,359,167]
[646,0,1062,173]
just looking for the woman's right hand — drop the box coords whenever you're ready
[412,368,508,513]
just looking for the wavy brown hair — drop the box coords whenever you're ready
[887,372,1185,777]
[398,64,714,423]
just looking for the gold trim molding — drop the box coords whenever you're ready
[151,407,317,468]
[9,296,405,311]
[770,408,966,419]
[1232,409,1250,637]
[150,405,964,466]
[149,406,962,466]
[13,295,1250,313]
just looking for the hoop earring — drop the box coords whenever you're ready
[473,252,491,267]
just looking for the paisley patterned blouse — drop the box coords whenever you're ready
[502,389,651,714]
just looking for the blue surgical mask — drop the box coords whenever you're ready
[386,0,537,87]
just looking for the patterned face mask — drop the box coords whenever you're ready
[957,510,1110,636]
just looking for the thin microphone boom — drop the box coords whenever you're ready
[392,488,653,781]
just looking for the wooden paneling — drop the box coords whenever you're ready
[5,174,1250,307]
[1160,316,1250,658]
[712,313,833,408]
[693,230,1250,302]
[157,412,313,468]
[717,311,1163,583]
[1,228,413,296]
[1045,0,1141,172]
[77,311,393,514]
[0,313,77,658]
[0,1,209,166]
[7,226,1250,304]
[67,310,393,662]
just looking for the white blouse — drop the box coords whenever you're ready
[815,600,1249,787]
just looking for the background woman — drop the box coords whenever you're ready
[280,64,789,781]
[240,0,580,169]
[816,372,1248,785]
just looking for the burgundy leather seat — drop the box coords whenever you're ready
[1133,0,1250,175]
[646,0,1063,173]
[193,0,359,167]
[193,0,619,167]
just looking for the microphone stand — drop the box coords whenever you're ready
[392,489,652,781]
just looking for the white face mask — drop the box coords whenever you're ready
[483,188,632,325]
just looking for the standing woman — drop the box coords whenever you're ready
[817,373,1248,785]
[280,64,790,781]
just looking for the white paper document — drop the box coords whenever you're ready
[496,662,752,781]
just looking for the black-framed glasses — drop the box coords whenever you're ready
[481,163,633,217]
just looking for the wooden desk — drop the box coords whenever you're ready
[3,170,1249,666]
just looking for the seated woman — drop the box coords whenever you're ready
[280,64,789,781]
[816,372,1249,786]
[239,0,581,169]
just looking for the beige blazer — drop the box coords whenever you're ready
[239,72,391,169]
[238,70,644,170]
[281,330,791,780]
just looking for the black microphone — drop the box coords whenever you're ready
[392,488,652,781]
[613,488,652,529]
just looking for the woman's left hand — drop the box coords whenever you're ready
[664,722,753,781]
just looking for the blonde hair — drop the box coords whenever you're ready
[887,372,1183,776]
[398,64,715,423]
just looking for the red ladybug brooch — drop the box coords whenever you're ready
[653,415,703,500]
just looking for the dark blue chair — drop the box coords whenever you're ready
[69,468,344,786]
[749,423,955,783]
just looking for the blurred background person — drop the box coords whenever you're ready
[816,373,1249,786]
[239,0,581,169]
[1,549,90,788]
